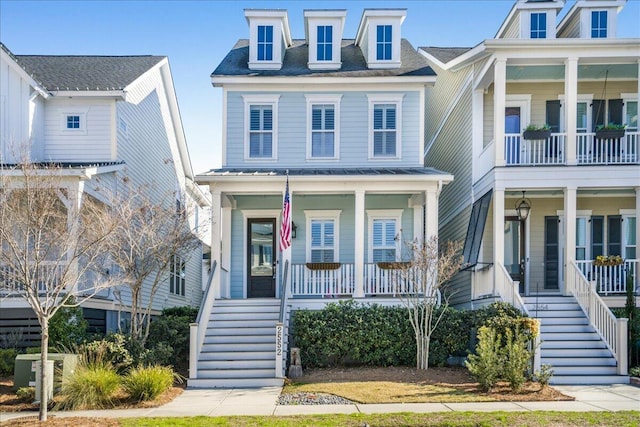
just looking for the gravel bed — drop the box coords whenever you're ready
[278,392,355,405]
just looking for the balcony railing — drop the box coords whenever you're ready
[577,131,639,165]
[0,262,66,294]
[574,259,638,295]
[505,133,565,166]
[504,131,639,166]
[291,263,354,297]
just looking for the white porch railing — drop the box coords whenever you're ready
[505,133,565,166]
[577,131,639,165]
[495,263,529,315]
[575,259,638,295]
[291,263,354,297]
[0,262,66,294]
[189,260,217,380]
[567,260,628,375]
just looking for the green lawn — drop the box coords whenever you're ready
[121,411,640,427]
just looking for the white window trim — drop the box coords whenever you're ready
[169,254,186,297]
[305,94,342,160]
[304,210,341,262]
[241,209,281,299]
[248,19,284,70]
[367,94,404,160]
[521,11,554,39]
[621,93,638,131]
[307,19,343,70]
[366,209,403,263]
[243,94,280,161]
[559,94,593,132]
[61,111,87,135]
[620,209,637,259]
[366,18,402,69]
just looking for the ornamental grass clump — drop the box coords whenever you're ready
[122,365,175,402]
[57,363,121,409]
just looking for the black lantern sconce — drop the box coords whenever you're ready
[291,221,297,239]
[515,191,531,222]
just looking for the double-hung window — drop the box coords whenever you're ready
[306,95,341,160]
[169,255,185,296]
[576,217,589,260]
[257,25,273,61]
[530,13,546,39]
[591,11,607,38]
[317,25,332,61]
[368,210,402,263]
[368,94,403,159]
[376,25,392,61]
[622,212,637,260]
[623,96,638,132]
[244,95,279,160]
[305,210,341,263]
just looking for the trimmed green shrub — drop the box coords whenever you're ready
[83,333,133,373]
[0,348,17,376]
[57,363,121,409]
[122,365,175,402]
[145,306,198,369]
[49,297,88,350]
[502,328,532,391]
[465,326,502,391]
[535,364,554,387]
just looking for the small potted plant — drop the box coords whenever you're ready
[595,123,626,139]
[523,124,551,140]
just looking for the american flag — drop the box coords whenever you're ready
[279,175,291,252]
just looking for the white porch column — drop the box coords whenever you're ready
[425,189,438,241]
[563,186,577,296]
[210,189,222,299]
[636,187,640,270]
[221,205,232,299]
[354,190,365,298]
[494,58,507,167]
[564,57,578,165]
[493,189,505,296]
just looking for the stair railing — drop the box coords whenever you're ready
[496,263,529,316]
[276,260,290,378]
[567,260,628,375]
[189,260,218,380]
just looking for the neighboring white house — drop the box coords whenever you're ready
[0,43,211,344]
[419,0,638,383]
[192,8,452,387]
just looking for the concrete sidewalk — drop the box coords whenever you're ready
[1,384,639,422]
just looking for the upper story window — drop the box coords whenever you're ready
[317,25,332,61]
[591,10,607,38]
[243,95,280,160]
[305,210,341,263]
[67,115,81,129]
[367,209,403,263]
[530,13,547,39]
[169,255,186,296]
[257,25,274,61]
[368,94,403,159]
[622,95,638,132]
[306,95,341,160]
[376,25,392,61]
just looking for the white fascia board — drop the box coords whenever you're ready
[558,0,627,34]
[1,163,123,179]
[483,38,640,61]
[244,9,292,46]
[417,49,448,71]
[186,179,212,207]
[211,75,436,87]
[1,50,49,98]
[442,43,489,71]
[304,9,347,43]
[53,90,125,98]
[355,8,407,46]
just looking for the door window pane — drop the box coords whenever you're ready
[505,107,521,133]
[250,222,273,277]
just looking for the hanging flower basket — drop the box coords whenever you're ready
[523,130,551,140]
[305,262,341,271]
[595,129,625,139]
[377,261,412,270]
[593,255,623,267]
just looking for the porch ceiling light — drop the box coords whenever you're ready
[515,191,531,222]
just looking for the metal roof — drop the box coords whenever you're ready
[200,167,450,177]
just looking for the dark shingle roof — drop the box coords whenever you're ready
[418,47,472,64]
[202,167,449,177]
[12,54,165,91]
[212,39,435,77]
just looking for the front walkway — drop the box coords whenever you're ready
[1,384,639,421]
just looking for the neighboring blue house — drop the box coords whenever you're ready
[192,9,452,387]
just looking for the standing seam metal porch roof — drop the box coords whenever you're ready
[199,167,450,177]
[212,39,435,77]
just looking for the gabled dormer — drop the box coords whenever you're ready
[245,9,292,70]
[557,0,626,39]
[496,0,565,39]
[304,10,346,70]
[355,9,406,69]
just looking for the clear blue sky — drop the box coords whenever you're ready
[2,0,639,174]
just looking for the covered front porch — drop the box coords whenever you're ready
[197,168,452,302]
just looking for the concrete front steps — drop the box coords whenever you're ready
[524,295,629,385]
[188,299,284,388]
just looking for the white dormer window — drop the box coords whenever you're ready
[317,26,332,61]
[61,112,87,134]
[245,10,292,70]
[530,12,547,39]
[304,10,346,70]
[591,10,607,38]
[355,9,405,69]
[376,25,392,60]
[257,25,273,61]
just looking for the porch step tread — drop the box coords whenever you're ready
[536,317,589,325]
[198,360,276,370]
[541,357,617,367]
[550,375,630,385]
[541,340,607,349]
[543,349,613,357]
[201,342,275,351]
[207,320,278,329]
[540,325,594,333]
[199,351,275,361]
[205,334,275,344]
[195,368,276,379]
[540,332,601,341]
[205,327,277,336]
[550,366,619,375]
[188,378,284,388]
[211,312,280,320]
